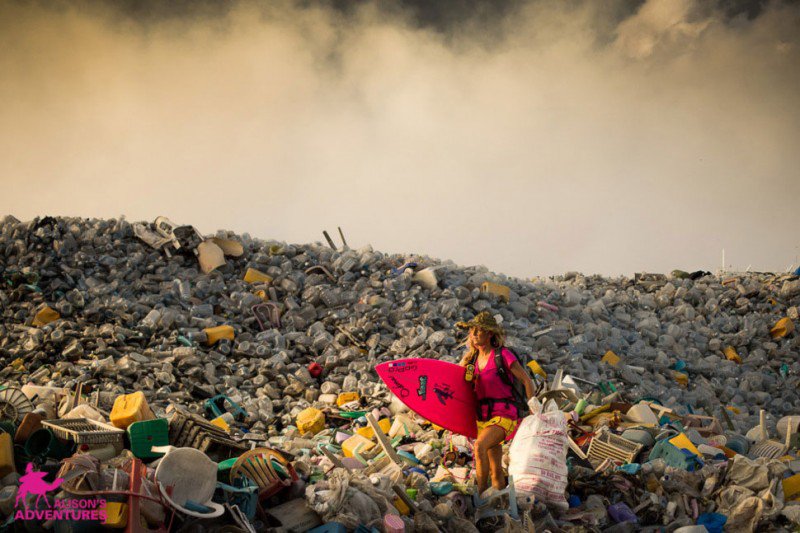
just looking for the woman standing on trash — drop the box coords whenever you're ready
[457,311,535,495]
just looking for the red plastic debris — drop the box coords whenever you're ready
[308,363,323,378]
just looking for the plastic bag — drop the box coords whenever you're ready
[508,397,569,509]
[305,469,382,529]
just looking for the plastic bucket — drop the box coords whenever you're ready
[14,412,43,445]
[0,434,15,478]
[25,428,68,460]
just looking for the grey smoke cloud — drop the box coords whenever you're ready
[0,0,798,277]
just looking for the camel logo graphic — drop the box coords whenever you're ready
[15,463,107,522]
[17,463,64,510]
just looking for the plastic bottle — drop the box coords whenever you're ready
[608,502,638,524]
[141,309,161,329]
[187,330,209,344]
[174,279,191,300]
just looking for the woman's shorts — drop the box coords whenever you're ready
[476,416,520,439]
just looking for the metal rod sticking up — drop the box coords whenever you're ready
[322,230,337,250]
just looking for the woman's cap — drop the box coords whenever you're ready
[455,311,504,335]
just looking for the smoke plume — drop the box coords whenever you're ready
[1,0,798,276]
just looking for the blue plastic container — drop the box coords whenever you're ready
[696,512,727,533]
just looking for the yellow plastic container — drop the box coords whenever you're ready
[480,282,510,302]
[601,351,621,367]
[393,496,410,516]
[783,473,800,502]
[296,408,325,435]
[669,433,701,456]
[211,413,234,431]
[527,360,547,379]
[244,268,273,284]
[0,433,16,477]
[723,346,742,364]
[103,502,128,528]
[32,305,60,327]
[673,371,689,386]
[341,434,376,458]
[770,317,794,339]
[336,392,360,407]
[204,325,235,346]
[356,418,391,440]
[110,391,155,430]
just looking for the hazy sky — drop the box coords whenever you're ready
[1,0,798,277]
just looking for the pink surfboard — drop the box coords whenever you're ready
[376,358,478,438]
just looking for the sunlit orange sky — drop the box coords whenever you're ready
[1,0,798,277]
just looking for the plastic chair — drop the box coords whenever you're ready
[216,481,258,520]
[473,476,519,522]
[230,448,297,502]
[153,446,224,518]
[204,395,248,422]
[750,411,794,459]
[128,419,169,459]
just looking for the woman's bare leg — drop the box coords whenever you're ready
[474,425,506,494]
[488,443,506,489]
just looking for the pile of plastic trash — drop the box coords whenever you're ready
[0,215,797,532]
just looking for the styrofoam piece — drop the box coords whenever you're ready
[626,403,658,425]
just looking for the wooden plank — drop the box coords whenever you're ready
[392,484,418,515]
[320,446,345,469]
[365,413,403,466]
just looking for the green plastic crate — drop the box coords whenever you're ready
[127,418,169,459]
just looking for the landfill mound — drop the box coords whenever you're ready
[0,215,798,531]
